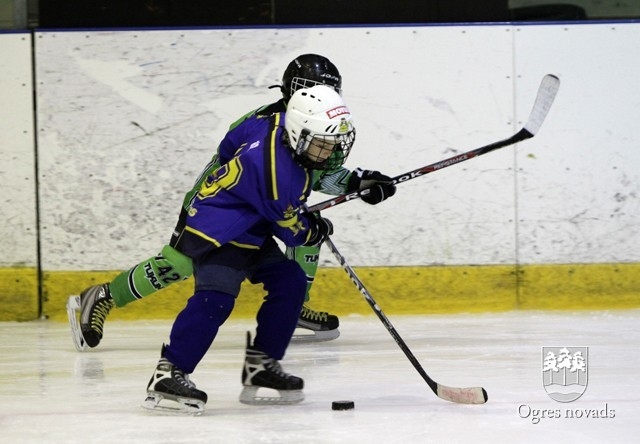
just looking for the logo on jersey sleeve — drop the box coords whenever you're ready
[248,140,260,151]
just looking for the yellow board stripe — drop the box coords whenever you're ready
[3,263,640,321]
[0,268,39,321]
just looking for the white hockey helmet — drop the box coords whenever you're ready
[285,85,356,170]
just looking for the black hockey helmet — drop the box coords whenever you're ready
[278,54,342,103]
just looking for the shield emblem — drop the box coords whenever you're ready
[542,346,588,402]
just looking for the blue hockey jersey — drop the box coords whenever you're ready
[184,112,314,249]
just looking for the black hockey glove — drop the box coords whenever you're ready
[347,168,397,205]
[302,212,334,247]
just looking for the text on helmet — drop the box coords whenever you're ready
[326,106,350,119]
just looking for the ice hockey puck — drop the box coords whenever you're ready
[332,400,355,411]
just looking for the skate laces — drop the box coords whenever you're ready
[159,358,197,389]
[264,359,287,378]
[90,297,115,334]
[301,305,328,322]
[175,370,197,389]
[248,348,291,380]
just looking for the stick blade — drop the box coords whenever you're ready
[523,74,560,136]
[437,384,488,404]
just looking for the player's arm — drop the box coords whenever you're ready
[345,167,397,205]
[311,166,351,195]
[261,170,321,247]
[271,210,333,248]
[314,165,397,205]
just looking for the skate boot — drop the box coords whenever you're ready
[239,332,304,405]
[292,304,340,343]
[142,347,207,415]
[66,283,115,351]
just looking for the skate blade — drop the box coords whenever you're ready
[239,386,304,405]
[291,327,340,343]
[141,393,205,416]
[66,296,88,352]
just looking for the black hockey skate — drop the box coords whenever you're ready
[142,347,207,415]
[292,304,340,343]
[66,283,115,351]
[240,332,304,405]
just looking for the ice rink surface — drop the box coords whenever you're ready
[1,310,638,444]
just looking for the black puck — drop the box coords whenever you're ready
[332,400,355,411]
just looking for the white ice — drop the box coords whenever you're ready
[1,310,638,444]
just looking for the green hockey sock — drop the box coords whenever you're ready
[109,245,193,307]
[286,244,321,302]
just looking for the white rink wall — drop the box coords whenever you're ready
[2,23,639,271]
[0,32,36,268]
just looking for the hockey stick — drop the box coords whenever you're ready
[324,236,488,404]
[308,74,560,213]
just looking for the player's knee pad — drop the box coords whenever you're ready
[193,263,246,297]
[187,290,235,323]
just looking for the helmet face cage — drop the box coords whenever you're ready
[282,54,342,102]
[294,128,356,170]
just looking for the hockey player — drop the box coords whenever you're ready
[143,85,355,413]
[68,54,396,351]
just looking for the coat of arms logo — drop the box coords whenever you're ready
[542,346,588,402]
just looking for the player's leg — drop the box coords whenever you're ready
[143,288,235,414]
[68,245,193,350]
[69,210,194,351]
[240,243,307,405]
[109,244,193,307]
[142,343,209,415]
[286,244,340,342]
[144,239,246,414]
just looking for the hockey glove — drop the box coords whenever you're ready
[303,212,334,247]
[347,168,397,205]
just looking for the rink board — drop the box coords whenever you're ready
[11,262,636,322]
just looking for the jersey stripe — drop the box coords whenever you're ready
[229,240,261,249]
[184,226,222,247]
[264,113,281,200]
